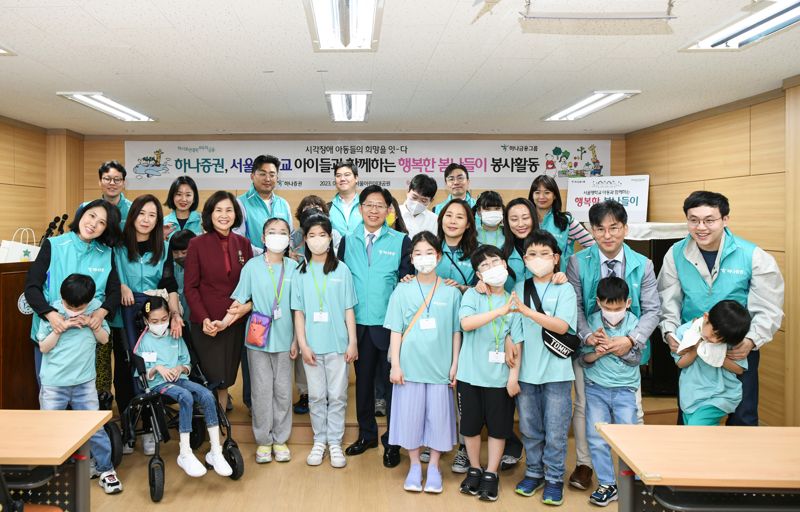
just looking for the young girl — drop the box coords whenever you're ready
[386,231,462,494]
[164,176,203,240]
[436,199,478,293]
[457,245,521,502]
[511,230,578,506]
[529,175,594,271]
[290,214,358,468]
[133,296,232,477]
[474,191,505,249]
[228,218,298,464]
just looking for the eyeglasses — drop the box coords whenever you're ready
[362,203,387,211]
[101,176,124,185]
[254,171,278,179]
[477,261,503,272]
[687,217,721,227]
[592,225,623,236]
[446,174,468,184]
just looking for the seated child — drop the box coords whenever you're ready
[579,277,642,507]
[37,273,122,494]
[673,300,751,426]
[133,296,232,477]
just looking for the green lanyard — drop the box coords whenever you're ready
[487,292,508,352]
[266,257,284,303]
[309,261,328,312]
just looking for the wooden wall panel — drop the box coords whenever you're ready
[0,184,48,239]
[711,173,784,252]
[0,122,13,185]
[760,330,786,426]
[647,181,704,223]
[0,118,48,236]
[83,139,124,187]
[668,109,750,184]
[625,130,670,185]
[13,126,46,188]
[751,97,786,175]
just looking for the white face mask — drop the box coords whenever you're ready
[406,198,427,216]
[65,307,86,318]
[148,322,169,337]
[525,256,554,277]
[263,234,290,254]
[413,254,438,274]
[601,308,627,326]
[481,265,508,287]
[306,236,331,255]
[481,210,503,227]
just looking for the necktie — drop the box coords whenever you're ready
[605,259,618,278]
[366,233,375,265]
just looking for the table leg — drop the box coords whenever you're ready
[75,441,90,512]
[618,457,635,512]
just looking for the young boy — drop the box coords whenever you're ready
[673,300,751,426]
[169,229,196,325]
[579,277,641,507]
[37,273,123,494]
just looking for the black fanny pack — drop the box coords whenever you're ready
[524,279,581,359]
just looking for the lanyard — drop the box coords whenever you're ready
[265,257,285,303]
[487,292,508,352]
[415,277,440,317]
[309,261,328,312]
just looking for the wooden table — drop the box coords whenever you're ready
[0,409,111,512]
[598,424,800,512]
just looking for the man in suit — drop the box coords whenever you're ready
[337,185,413,468]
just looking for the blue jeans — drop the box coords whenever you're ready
[585,379,638,485]
[40,379,113,473]
[516,380,573,483]
[153,379,218,433]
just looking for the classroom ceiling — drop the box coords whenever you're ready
[1,0,799,136]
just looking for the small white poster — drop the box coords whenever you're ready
[567,175,650,223]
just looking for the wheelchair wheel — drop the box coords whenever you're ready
[105,422,123,468]
[224,443,244,480]
[148,456,165,502]
[189,417,206,449]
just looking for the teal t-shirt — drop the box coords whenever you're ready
[436,245,475,286]
[582,311,641,389]
[673,320,747,415]
[232,256,298,353]
[476,223,505,249]
[511,280,578,385]
[457,288,521,388]
[291,261,357,355]
[133,330,191,388]
[383,278,462,385]
[36,299,109,387]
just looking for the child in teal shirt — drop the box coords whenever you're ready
[673,300,751,426]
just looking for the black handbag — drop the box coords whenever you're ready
[524,279,581,359]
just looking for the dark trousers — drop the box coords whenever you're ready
[727,349,760,426]
[241,349,252,408]
[112,327,134,417]
[354,325,396,448]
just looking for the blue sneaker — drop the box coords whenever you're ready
[542,481,564,506]
[424,465,443,494]
[515,476,544,497]
[404,464,423,492]
[293,394,309,414]
[589,484,618,507]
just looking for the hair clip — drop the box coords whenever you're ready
[145,302,151,313]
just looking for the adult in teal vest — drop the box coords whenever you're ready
[24,199,122,383]
[77,160,132,230]
[529,175,595,272]
[658,191,784,427]
[435,198,478,292]
[328,161,363,235]
[115,194,182,426]
[236,154,293,251]
[500,198,539,292]
[432,163,477,215]
[474,191,505,249]
[337,185,413,467]
[565,200,660,490]
[163,176,203,240]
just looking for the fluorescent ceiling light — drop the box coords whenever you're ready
[0,44,16,56]
[57,92,154,122]
[304,0,384,51]
[326,91,371,122]
[545,90,640,121]
[688,0,800,50]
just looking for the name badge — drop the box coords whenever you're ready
[273,307,282,320]
[141,351,157,363]
[488,351,505,364]
[313,311,329,323]
[420,317,437,330]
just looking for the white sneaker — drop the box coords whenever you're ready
[255,445,273,464]
[273,444,291,462]
[89,458,100,479]
[122,439,134,455]
[142,433,156,456]
[177,453,207,478]
[205,450,233,477]
[329,444,346,468]
[98,470,123,494]
[306,443,326,466]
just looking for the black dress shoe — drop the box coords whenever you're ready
[345,437,378,456]
[383,446,401,468]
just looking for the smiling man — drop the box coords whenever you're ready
[329,161,363,235]
[77,161,132,229]
[432,163,476,215]
[657,191,784,426]
[236,154,293,252]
